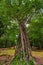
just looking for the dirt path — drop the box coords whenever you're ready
[0,48,15,65]
[33,57,43,65]
[0,56,8,65]
[32,51,43,65]
[0,55,14,65]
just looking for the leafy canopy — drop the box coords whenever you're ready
[0,0,43,21]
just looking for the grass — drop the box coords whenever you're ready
[0,48,15,56]
[32,51,43,57]
[0,48,43,57]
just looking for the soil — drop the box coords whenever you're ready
[0,55,13,65]
[0,49,43,65]
[33,57,43,65]
[32,50,43,65]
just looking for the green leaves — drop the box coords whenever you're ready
[0,20,19,47]
[0,21,5,37]
[0,0,43,48]
[27,14,43,48]
[0,0,43,21]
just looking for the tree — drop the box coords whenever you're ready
[0,21,4,37]
[0,0,43,64]
[0,20,19,48]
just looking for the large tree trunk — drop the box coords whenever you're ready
[16,21,32,62]
[15,21,38,65]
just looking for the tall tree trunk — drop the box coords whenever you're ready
[16,21,32,62]
[39,42,42,50]
[15,21,38,65]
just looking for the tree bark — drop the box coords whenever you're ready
[16,21,32,62]
[14,21,38,65]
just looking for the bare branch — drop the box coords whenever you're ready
[23,12,36,24]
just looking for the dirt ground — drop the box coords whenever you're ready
[34,57,43,65]
[0,49,43,65]
[0,48,15,65]
[32,51,43,65]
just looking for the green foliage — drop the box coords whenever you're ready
[27,14,43,49]
[10,54,26,65]
[0,20,19,48]
[0,21,5,37]
[0,0,43,20]
[0,0,43,49]
[29,60,34,65]
[10,54,34,65]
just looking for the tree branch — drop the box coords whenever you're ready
[23,12,36,24]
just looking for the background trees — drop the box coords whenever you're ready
[0,20,19,48]
[0,21,5,37]
[28,14,43,49]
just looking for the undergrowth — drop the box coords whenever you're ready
[10,53,34,65]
